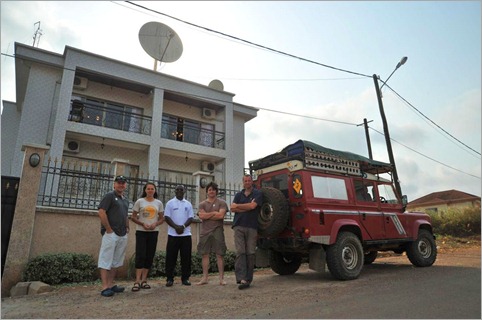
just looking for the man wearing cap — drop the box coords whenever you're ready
[163,185,194,287]
[97,175,130,297]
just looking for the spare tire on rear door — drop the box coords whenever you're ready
[257,187,289,237]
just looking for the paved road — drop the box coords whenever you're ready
[1,247,480,319]
[248,250,481,319]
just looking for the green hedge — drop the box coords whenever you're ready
[23,253,97,285]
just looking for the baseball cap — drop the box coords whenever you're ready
[114,175,127,182]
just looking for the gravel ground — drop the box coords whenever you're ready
[1,236,479,319]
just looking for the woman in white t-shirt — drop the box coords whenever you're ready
[130,182,164,291]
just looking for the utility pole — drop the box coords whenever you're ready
[357,118,373,159]
[373,74,402,198]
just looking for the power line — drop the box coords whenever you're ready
[256,107,358,126]
[384,82,481,157]
[369,127,480,179]
[122,0,481,160]
[124,1,372,79]
[2,50,478,180]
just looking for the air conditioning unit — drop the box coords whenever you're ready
[201,161,215,172]
[64,140,80,153]
[202,108,216,120]
[73,76,88,90]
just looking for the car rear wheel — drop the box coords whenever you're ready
[269,250,302,275]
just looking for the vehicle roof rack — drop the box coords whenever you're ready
[249,140,393,176]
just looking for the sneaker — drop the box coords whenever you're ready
[182,280,191,286]
[110,285,125,293]
[166,280,174,287]
[101,288,115,297]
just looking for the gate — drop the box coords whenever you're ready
[1,176,19,276]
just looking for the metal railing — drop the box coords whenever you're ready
[69,100,152,135]
[37,159,242,221]
[161,117,225,149]
[68,101,226,149]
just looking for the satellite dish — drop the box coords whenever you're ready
[208,79,224,91]
[138,22,183,64]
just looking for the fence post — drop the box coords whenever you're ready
[1,144,50,297]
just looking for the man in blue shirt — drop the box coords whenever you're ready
[231,175,262,290]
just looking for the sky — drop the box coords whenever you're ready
[1,1,481,201]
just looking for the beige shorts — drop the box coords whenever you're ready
[197,227,227,256]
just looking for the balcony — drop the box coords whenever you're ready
[69,100,152,135]
[69,100,225,149]
[161,116,225,150]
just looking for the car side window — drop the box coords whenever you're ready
[354,180,375,202]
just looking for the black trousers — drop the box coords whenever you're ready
[135,231,159,269]
[165,235,192,281]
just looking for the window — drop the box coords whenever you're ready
[104,103,124,130]
[184,120,201,144]
[311,176,348,200]
[69,96,146,134]
[83,99,104,126]
[354,180,375,202]
[377,184,399,204]
[261,173,289,198]
[161,115,215,147]
[161,115,178,140]
[200,123,214,147]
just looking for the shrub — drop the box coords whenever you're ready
[23,253,97,285]
[428,205,481,237]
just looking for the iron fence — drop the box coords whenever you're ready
[36,159,242,221]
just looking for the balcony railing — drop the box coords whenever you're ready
[69,101,226,149]
[69,100,152,135]
[161,118,225,149]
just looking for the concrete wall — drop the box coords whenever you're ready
[31,207,235,278]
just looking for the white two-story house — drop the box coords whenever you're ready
[1,42,258,208]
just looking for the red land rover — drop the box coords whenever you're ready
[251,140,437,280]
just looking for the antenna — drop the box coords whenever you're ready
[138,22,183,71]
[32,21,43,47]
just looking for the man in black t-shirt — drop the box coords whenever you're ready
[97,175,130,297]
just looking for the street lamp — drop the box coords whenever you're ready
[373,56,408,199]
[380,56,408,92]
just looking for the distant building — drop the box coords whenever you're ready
[2,42,258,188]
[407,189,481,213]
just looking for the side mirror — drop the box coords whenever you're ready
[401,195,408,206]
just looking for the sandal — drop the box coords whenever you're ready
[131,282,140,292]
[140,281,151,289]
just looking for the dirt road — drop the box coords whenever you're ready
[1,243,480,319]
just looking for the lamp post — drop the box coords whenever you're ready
[373,56,407,199]
[380,56,408,92]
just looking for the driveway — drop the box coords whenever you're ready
[1,244,480,319]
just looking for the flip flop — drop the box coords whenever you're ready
[140,281,151,289]
[131,282,140,292]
